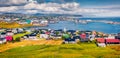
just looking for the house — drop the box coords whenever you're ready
[45,31,50,35]
[115,33,120,40]
[4,18,11,22]
[73,36,80,40]
[53,30,63,36]
[50,34,61,39]
[25,29,32,32]
[18,21,28,24]
[96,38,106,47]
[105,33,120,44]
[80,33,89,42]
[0,38,6,44]
[105,39,120,44]
[13,18,20,21]
[17,28,24,33]
[6,29,14,36]
[23,34,30,39]
[62,34,70,39]
[64,38,69,44]
[12,29,18,34]
[64,37,76,44]
[0,29,5,32]
[32,21,40,26]
[40,20,48,25]
[96,37,120,47]
[28,34,37,40]
[24,33,37,40]
[107,34,115,39]
[80,33,86,39]
[40,34,49,39]
[49,20,56,24]
[0,32,6,38]
[25,19,31,24]
[6,32,14,36]
[0,32,6,44]
[69,38,76,44]
[89,34,96,41]
[67,30,76,35]
[31,20,41,26]
[5,36,13,41]
[63,33,76,44]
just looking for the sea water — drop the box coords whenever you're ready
[31,17,120,34]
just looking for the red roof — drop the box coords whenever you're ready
[45,32,50,35]
[80,34,86,39]
[106,39,120,43]
[96,38,105,43]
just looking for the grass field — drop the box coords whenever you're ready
[0,41,120,58]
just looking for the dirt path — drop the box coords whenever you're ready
[0,40,63,52]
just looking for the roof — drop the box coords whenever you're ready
[96,38,105,43]
[67,30,76,33]
[1,32,6,35]
[106,39,120,43]
[54,29,63,31]
[0,38,5,41]
[29,34,36,36]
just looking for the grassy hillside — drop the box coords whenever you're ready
[0,21,32,28]
[0,43,120,58]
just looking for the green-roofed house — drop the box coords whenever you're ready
[25,19,31,24]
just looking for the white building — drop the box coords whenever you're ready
[6,32,14,36]
[40,34,49,39]
[0,38,6,44]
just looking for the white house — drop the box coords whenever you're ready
[97,43,106,47]
[12,29,18,33]
[0,32,6,38]
[107,34,115,39]
[40,34,49,39]
[40,20,48,24]
[28,36,37,40]
[17,28,24,33]
[0,38,6,44]
[18,22,28,24]
[6,32,14,36]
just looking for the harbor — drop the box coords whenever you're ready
[0,0,120,58]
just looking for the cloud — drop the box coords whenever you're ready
[0,6,18,12]
[22,2,105,14]
[0,0,27,6]
[7,0,27,4]
[0,2,120,17]
[84,5,120,9]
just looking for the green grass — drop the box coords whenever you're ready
[13,32,30,41]
[0,43,120,58]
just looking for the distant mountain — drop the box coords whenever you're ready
[1,12,83,17]
[34,13,83,17]
[3,13,24,15]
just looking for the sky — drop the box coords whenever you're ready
[0,0,120,17]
